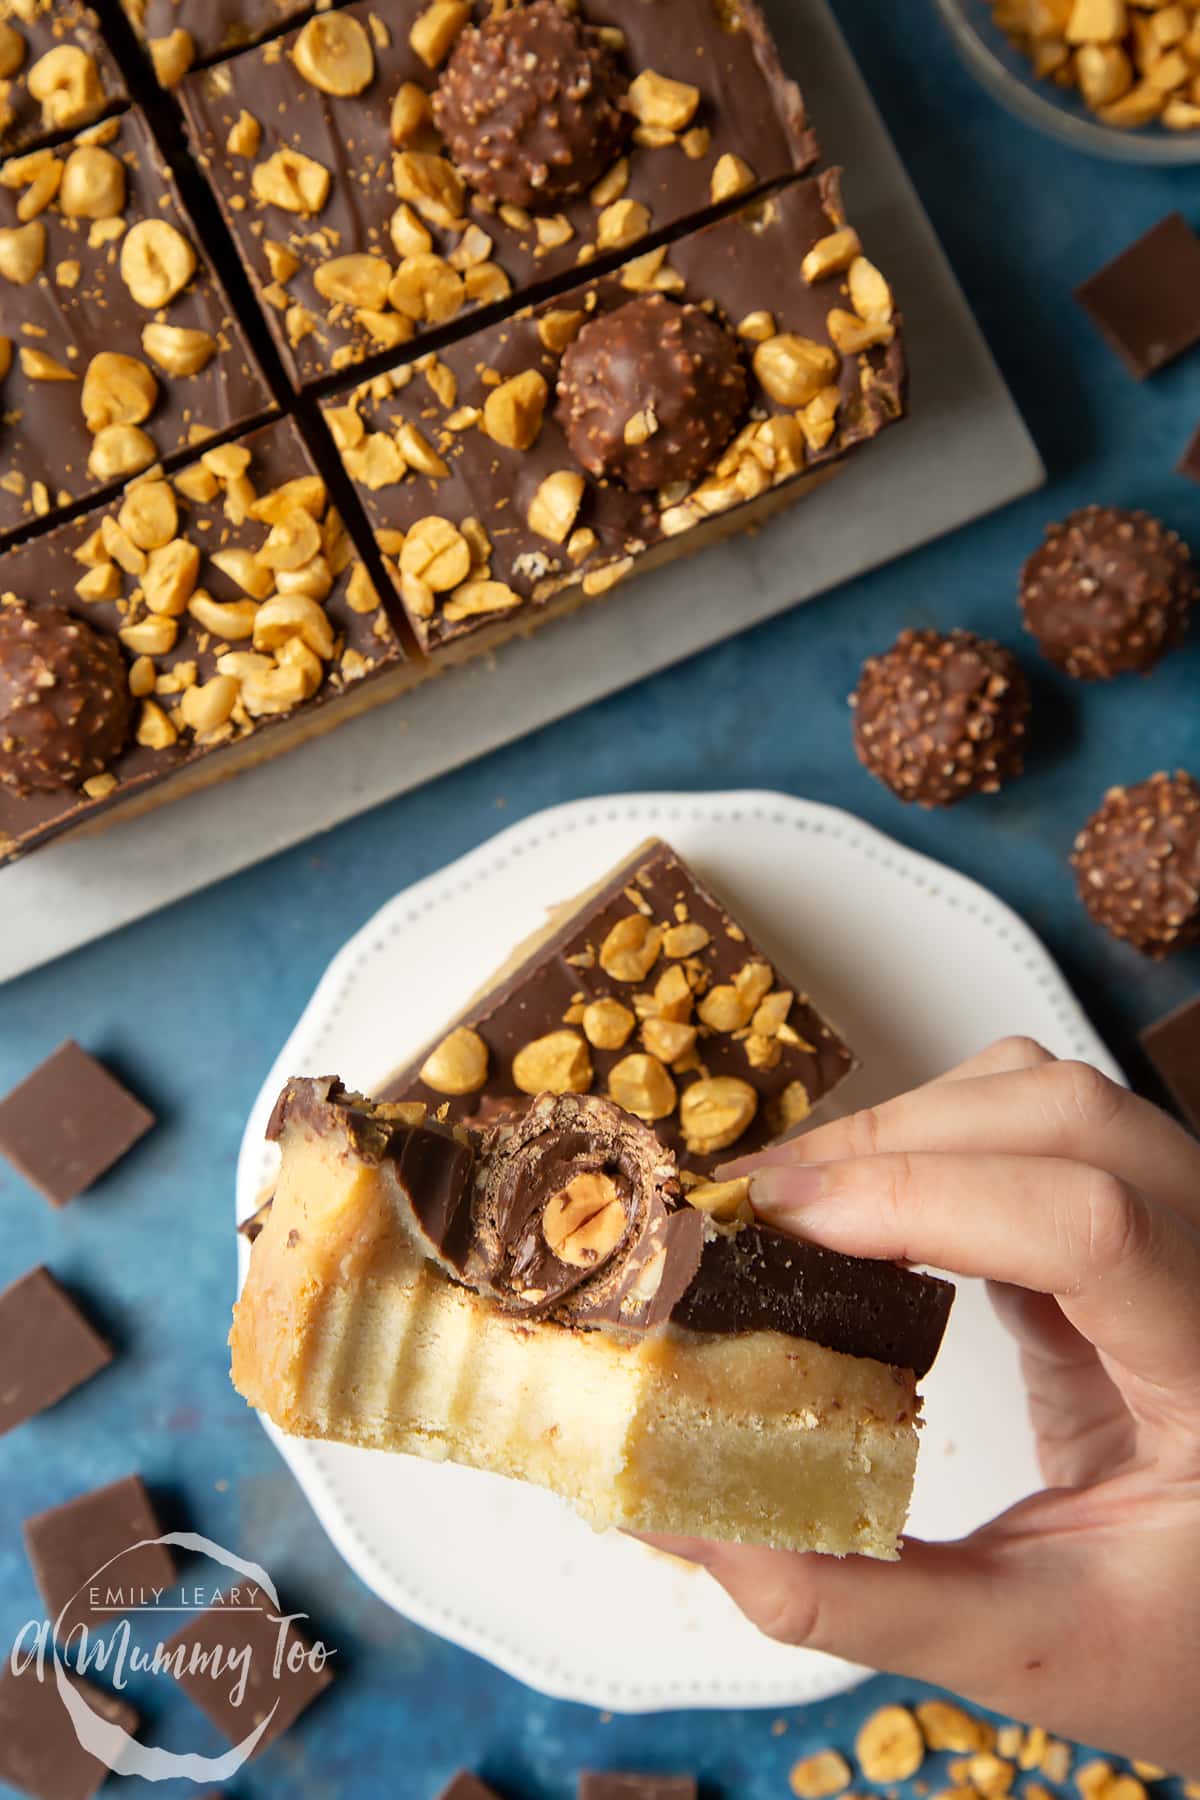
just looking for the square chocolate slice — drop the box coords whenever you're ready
[384,837,855,1174]
[178,0,815,390]
[0,1661,138,1800]
[0,107,273,543]
[0,1266,112,1434]
[0,417,409,866]
[327,171,903,656]
[24,1472,175,1636]
[0,1040,154,1205]
[1075,212,1200,380]
[118,1,319,87]
[0,3,127,157]
[165,1593,333,1756]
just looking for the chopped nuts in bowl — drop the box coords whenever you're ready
[936,0,1200,162]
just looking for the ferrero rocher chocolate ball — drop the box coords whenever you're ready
[0,602,132,797]
[1071,770,1200,958]
[433,0,631,211]
[851,628,1031,808]
[556,294,748,493]
[1020,505,1196,680]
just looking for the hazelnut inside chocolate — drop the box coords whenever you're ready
[556,293,749,493]
[0,600,132,795]
[433,0,631,211]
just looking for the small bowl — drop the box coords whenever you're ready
[935,0,1200,164]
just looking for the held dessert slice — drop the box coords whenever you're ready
[385,836,855,1175]
[232,1080,954,1557]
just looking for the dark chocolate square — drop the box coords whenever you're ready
[0,1040,154,1206]
[0,1266,113,1434]
[179,0,815,390]
[1141,995,1200,1133]
[438,1776,503,1800]
[579,1776,697,1800]
[1075,213,1200,380]
[23,1474,175,1638]
[0,1658,138,1800]
[165,1592,333,1756]
[1178,421,1200,485]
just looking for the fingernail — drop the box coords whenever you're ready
[749,1164,828,1216]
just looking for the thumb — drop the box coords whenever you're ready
[637,1514,1088,1724]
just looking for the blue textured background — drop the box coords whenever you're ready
[2,4,1200,1796]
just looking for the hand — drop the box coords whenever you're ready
[642,1038,1200,1772]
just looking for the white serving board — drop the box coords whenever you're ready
[1,0,1044,983]
[236,792,1120,1713]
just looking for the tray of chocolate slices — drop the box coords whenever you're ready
[0,0,1043,979]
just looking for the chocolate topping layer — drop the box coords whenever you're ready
[0,603,131,795]
[264,1077,954,1376]
[0,3,126,156]
[385,839,856,1175]
[434,0,631,210]
[557,294,748,492]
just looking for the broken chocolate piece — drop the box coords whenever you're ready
[164,1593,332,1757]
[24,1474,175,1637]
[557,294,748,492]
[0,604,132,797]
[1178,421,1200,485]
[434,0,631,209]
[0,1266,112,1434]
[579,1779,697,1800]
[1075,213,1200,380]
[1141,995,1200,1133]
[0,1662,138,1800]
[437,1777,503,1800]
[0,1040,153,1206]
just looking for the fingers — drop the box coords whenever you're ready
[989,1285,1135,1487]
[720,1036,1056,1178]
[750,1150,1200,1408]
[729,1060,1200,1233]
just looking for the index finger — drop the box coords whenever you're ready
[750,1150,1200,1416]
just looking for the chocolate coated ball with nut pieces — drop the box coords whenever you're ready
[433,0,631,210]
[0,601,132,797]
[851,627,1031,808]
[1071,770,1200,958]
[556,294,749,493]
[1020,505,1197,680]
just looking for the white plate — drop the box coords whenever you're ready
[3,0,1044,985]
[236,792,1121,1713]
